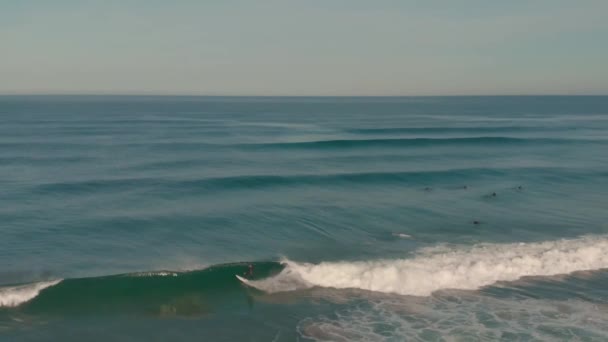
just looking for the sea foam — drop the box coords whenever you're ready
[0,280,61,307]
[243,235,608,296]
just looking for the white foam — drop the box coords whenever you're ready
[0,280,61,307]
[298,295,608,341]
[392,232,412,239]
[246,235,608,296]
[130,271,178,277]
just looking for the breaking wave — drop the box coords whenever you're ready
[4,236,608,316]
[243,235,608,296]
[0,280,62,307]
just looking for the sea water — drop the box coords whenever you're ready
[1,96,608,341]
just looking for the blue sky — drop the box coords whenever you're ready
[1,0,607,95]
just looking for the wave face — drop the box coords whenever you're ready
[0,262,283,314]
[243,236,608,296]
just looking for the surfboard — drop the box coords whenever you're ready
[236,275,253,286]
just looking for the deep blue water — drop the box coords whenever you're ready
[1,96,608,341]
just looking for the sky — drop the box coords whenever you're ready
[1,0,608,96]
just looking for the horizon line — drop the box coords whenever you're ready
[1,93,608,98]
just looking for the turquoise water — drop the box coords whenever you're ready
[1,96,608,341]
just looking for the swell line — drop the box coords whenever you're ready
[239,137,598,150]
[30,167,605,195]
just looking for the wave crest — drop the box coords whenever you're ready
[0,280,62,307]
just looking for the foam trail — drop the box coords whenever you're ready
[298,296,608,341]
[0,280,62,307]
[246,236,608,296]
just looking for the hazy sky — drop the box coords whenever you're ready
[2,0,607,95]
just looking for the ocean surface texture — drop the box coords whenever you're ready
[1,96,608,341]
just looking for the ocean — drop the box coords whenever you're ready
[1,95,608,341]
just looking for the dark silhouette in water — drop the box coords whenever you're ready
[424,187,432,192]
[463,185,468,189]
[473,220,480,225]
[483,192,497,199]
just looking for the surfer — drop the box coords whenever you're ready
[245,264,254,277]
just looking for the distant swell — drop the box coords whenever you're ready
[346,126,564,134]
[31,167,603,195]
[243,137,587,150]
[242,235,608,296]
